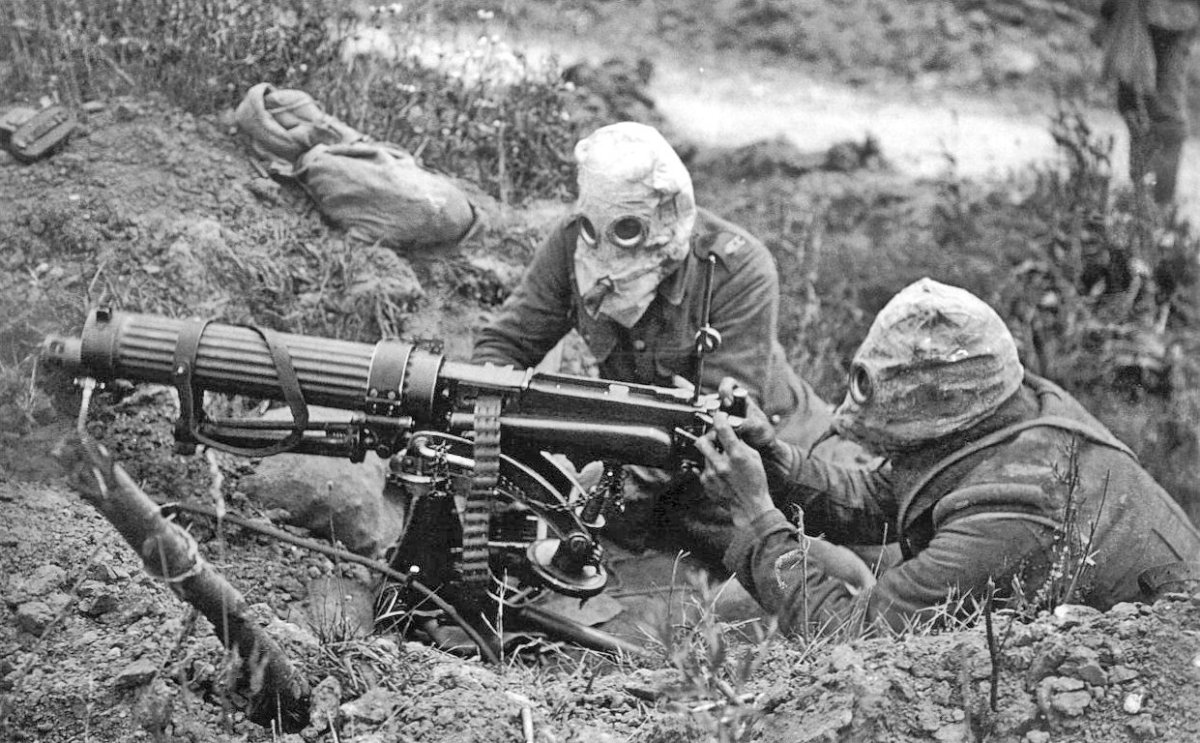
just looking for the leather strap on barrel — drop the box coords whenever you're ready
[172,319,310,457]
[460,395,501,588]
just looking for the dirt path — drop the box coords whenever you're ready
[651,61,1123,180]
[514,31,1200,223]
[649,57,1200,225]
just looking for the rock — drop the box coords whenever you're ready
[1051,689,1093,717]
[997,694,1040,734]
[302,676,343,737]
[1045,676,1085,693]
[78,588,122,618]
[1124,691,1146,714]
[339,687,405,725]
[1025,731,1051,743]
[114,596,156,626]
[21,564,67,598]
[1053,604,1101,628]
[86,560,125,584]
[990,44,1040,79]
[827,644,864,672]
[240,406,407,557]
[933,723,967,742]
[917,702,943,732]
[1058,646,1108,686]
[1110,665,1140,684]
[15,601,56,635]
[1126,714,1157,739]
[81,100,107,113]
[1036,676,1092,719]
[1110,602,1140,616]
[114,658,159,690]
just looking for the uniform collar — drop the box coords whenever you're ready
[657,249,695,306]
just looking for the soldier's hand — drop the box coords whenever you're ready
[717,377,776,450]
[670,374,695,393]
[695,412,774,531]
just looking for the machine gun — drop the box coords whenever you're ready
[43,307,746,652]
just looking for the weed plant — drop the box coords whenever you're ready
[993,108,1200,519]
[1,0,343,112]
[2,0,580,204]
[318,32,577,205]
[644,571,777,743]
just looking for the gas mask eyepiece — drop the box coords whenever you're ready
[578,216,649,252]
[848,362,874,405]
[609,216,648,250]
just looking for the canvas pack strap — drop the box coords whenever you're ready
[896,415,1136,558]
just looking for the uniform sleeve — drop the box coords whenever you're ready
[700,243,780,401]
[762,440,900,544]
[471,227,575,368]
[725,486,1058,636]
[863,512,1054,630]
[724,510,876,634]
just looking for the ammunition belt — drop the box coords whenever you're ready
[461,395,501,588]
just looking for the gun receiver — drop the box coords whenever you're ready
[42,308,738,601]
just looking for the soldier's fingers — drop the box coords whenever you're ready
[671,375,695,392]
[694,433,722,463]
[717,377,740,403]
[713,412,742,450]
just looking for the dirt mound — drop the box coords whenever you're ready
[752,601,1200,742]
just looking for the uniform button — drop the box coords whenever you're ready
[632,339,647,351]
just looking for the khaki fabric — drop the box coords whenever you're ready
[234,83,477,251]
[295,143,475,250]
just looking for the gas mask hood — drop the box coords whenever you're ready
[832,278,1024,455]
[571,122,696,328]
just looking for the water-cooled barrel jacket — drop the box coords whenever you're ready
[726,373,1200,634]
[471,208,811,420]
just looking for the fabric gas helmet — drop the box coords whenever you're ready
[830,278,1024,456]
[571,122,697,328]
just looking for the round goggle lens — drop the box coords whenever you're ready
[849,363,873,405]
[610,217,646,249]
[579,217,598,245]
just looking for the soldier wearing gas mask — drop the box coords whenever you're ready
[697,278,1200,634]
[472,121,857,567]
